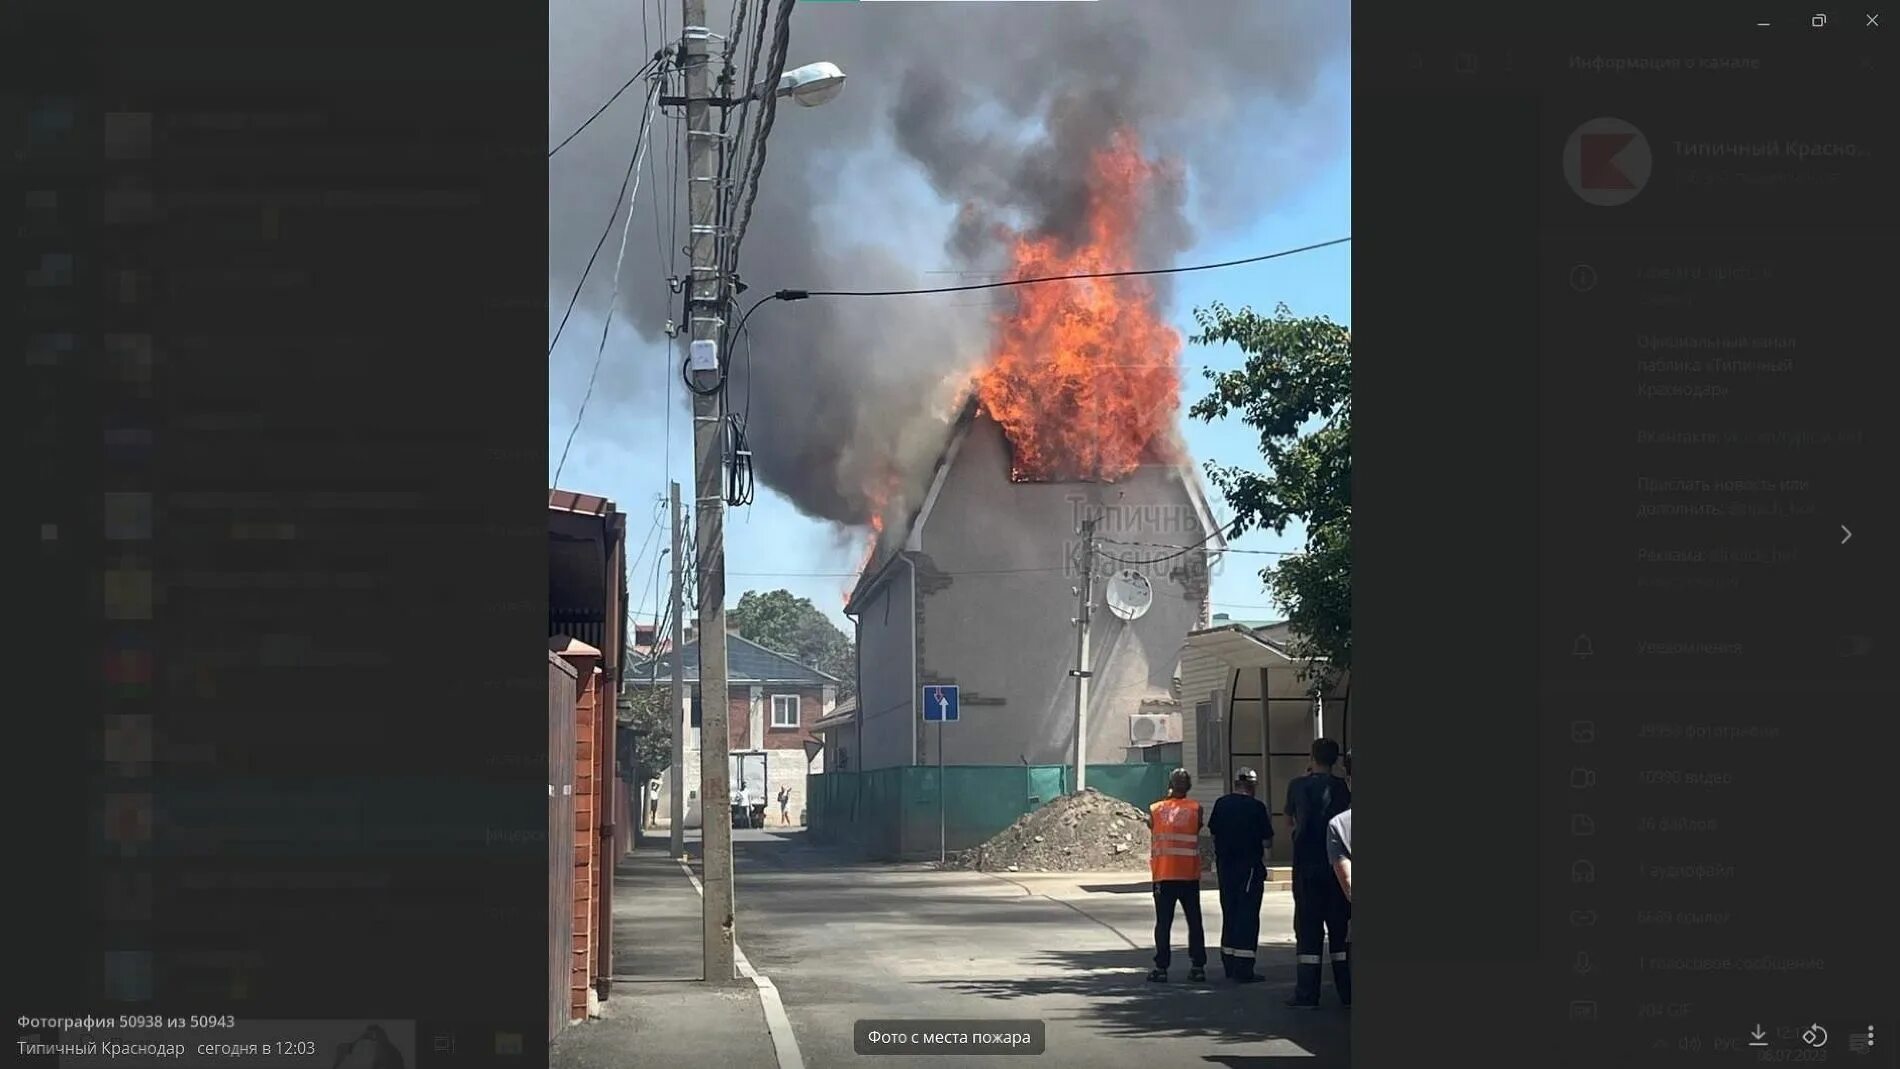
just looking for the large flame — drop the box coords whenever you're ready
[975,129,1182,482]
[847,479,894,602]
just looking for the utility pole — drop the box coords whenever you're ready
[1071,518,1096,795]
[682,3,735,984]
[669,481,686,859]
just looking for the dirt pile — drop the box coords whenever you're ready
[944,789,1158,873]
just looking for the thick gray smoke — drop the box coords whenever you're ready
[549,0,1347,528]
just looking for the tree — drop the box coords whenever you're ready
[1188,302,1351,679]
[621,685,674,781]
[728,589,856,700]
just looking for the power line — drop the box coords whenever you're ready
[770,237,1351,301]
[547,56,663,159]
[1095,518,1243,568]
[1099,536,1295,556]
[548,74,665,359]
[553,81,665,487]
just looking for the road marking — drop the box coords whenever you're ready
[676,857,805,1069]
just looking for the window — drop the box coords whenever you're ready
[770,694,800,729]
[1196,699,1225,777]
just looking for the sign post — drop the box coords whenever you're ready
[922,685,959,864]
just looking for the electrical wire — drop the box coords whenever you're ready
[548,67,670,359]
[553,78,664,487]
[724,413,754,507]
[725,0,794,277]
[771,237,1352,301]
[722,0,773,277]
[547,55,662,159]
[1095,518,1244,568]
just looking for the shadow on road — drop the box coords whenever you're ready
[931,946,1348,1064]
[1077,881,1153,894]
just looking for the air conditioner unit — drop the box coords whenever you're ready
[1129,712,1183,747]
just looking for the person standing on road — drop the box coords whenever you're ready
[1285,739,1352,1008]
[647,778,661,828]
[777,785,792,826]
[1207,767,1273,982]
[1327,753,1352,905]
[1146,768,1208,984]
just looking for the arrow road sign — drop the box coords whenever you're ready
[922,685,959,723]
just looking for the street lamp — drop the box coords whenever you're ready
[766,61,846,107]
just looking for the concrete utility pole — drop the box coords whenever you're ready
[1072,518,1096,794]
[669,481,686,859]
[682,1,736,983]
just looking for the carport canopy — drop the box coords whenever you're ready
[1183,623,1300,669]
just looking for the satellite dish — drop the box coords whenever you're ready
[1104,569,1153,621]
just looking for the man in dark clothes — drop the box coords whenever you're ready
[1207,767,1273,982]
[1285,738,1352,1008]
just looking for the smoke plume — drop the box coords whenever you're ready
[548,0,1347,528]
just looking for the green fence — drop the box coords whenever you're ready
[807,764,1175,860]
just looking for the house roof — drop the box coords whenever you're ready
[810,698,858,735]
[627,631,840,686]
[846,398,1230,613]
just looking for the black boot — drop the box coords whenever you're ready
[1333,957,1352,1006]
[1288,962,1322,1008]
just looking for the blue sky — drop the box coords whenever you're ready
[550,85,1349,637]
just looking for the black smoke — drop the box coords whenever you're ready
[548,0,1346,528]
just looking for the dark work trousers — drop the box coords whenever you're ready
[1152,880,1207,971]
[1291,865,1352,1004]
[1215,859,1265,977]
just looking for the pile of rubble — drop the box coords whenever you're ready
[944,789,1158,873]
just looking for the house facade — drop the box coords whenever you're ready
[630,632,838,827]
[844,408,1226,773]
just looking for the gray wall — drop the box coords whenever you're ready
[852,562,917,770]
[912,416,1209,768]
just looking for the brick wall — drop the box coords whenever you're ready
[726,685,828,751]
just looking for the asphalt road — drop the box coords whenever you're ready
[719,827,1349,1068]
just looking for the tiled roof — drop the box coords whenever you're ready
[627,632,839,686]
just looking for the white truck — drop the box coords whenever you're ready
[730,752,767,827]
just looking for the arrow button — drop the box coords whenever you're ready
[1841,524,1853,544]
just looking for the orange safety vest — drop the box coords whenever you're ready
[1149,797,1202,881]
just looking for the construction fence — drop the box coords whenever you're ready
[806,763,1176,860]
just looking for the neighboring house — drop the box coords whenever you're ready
[810,698,858,774]
[629,630,839,828]
[1177,618,1351,868]
[844,403,1226,772]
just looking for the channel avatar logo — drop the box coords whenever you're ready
[1562,117,1651,206]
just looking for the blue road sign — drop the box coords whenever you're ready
[921,685,959,723]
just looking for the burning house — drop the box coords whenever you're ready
[845,402,1224,771]
[841,129,1228,775]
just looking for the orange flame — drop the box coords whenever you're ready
[847,479,895,602]
[975,129,1182,482]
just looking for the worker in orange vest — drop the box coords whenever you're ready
[1146,768,1207,983]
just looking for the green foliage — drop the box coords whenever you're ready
[622,685,674,778]
[1188,302,1351,678]
[728,589,856,699]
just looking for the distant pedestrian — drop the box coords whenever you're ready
[1207,767,1273,982]
[1146,768,1207,984]
[647,778,661,828]
[777,786,792,826]
[1285,739,1352,1008]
